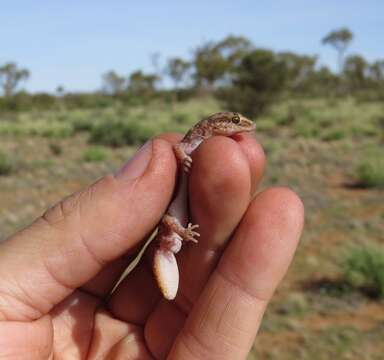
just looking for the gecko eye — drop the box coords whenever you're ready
[232,114,240,124]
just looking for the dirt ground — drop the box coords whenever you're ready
[1,100,383,359]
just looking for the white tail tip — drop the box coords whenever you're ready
[153,248,179,300]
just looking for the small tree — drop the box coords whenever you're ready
[127,70,159,98]
[56,85,65,96]
[102,70,126,95]
[217,49,286,117]
[277,52,317,93]
[149,52,163,88]
[322,28,354,74]
[310,66,339,96]
[369,60,384,83]
[343,54,368,92]
[0,62,30,97]
[216,35,253,69]
[193,35,253,91]
[166,57,191,90]
[193,41,227,91]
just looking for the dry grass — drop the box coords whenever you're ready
[1,97,383,359]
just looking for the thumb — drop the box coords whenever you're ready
[0,139,176,321]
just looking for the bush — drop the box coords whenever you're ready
[295,122,320,138]
[0,92,57,112]
[356,163,384,188]
[0,152,12,175]
[343,245,384,298]
[89,121,125,147]
[321,129,346,141]
[355,149,384,188]
[36,124,74,138]
[49,143,63,156]
[83,147,108,162]
[89,120,154,147]
[63,93,117,109]
[172,112,193,125]
[72,117,94,133]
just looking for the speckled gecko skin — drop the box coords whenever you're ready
[153,112,256,300]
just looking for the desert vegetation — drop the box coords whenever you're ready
[1,28,383,359]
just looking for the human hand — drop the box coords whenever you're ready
[0,133,303,359]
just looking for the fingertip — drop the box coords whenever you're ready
[143,138,178,180]
[116,137,177,183]
[235,133,266,192]
[154,132,183,144]
[191,136,251,196]
[219,186,304,301]
[254,186,305,233]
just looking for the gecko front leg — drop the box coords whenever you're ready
[173,143,193,173]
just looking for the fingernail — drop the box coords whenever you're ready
[115,141,152,180]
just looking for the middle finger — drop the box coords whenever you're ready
[177,134,265,308]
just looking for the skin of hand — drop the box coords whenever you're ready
[0,132,304,359]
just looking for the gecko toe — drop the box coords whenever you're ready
[187,223,199,230]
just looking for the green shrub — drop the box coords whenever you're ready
[0,121,73,138]
[318,118,333,128]
[72,117,94,133]
[355,149,384,188]
[0,152,12,175]
[172,112,192,125]
[49,143,63,156]
[342,245,384,298]
[295,122,320,138]
[89,120,154,147]
[63,93,117,109]
[275,112,296,126]
[321,129,346,141]
[356,163,384,188]
[83,147,108,162]
[0,92,58,112]
[89,121,125,147]
[40,124,74,138]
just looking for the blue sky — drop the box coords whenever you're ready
[0,0,382,92]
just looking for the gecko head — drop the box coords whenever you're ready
[208,111,256,136]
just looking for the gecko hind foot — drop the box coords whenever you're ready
[184,223,200,243]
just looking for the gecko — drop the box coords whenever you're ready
[153,111,256,300]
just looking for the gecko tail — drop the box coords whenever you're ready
[153,248,179,300]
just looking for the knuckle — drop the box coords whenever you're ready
[41,191,82,228]
[40,174,118,230]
